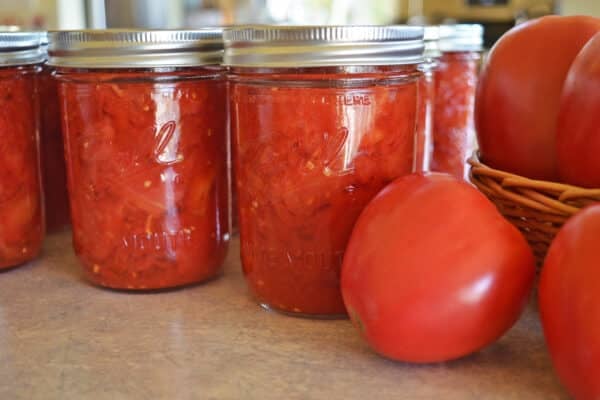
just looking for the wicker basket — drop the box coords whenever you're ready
[468,154,600,264]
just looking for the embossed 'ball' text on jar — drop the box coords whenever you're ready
[225,25,425,317]
[48,30,230,290]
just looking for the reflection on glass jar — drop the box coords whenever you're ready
[49,30,229,289]
[225,26,425,317]
[414,26,441,173]
[415,61,437,172]
[0,32,45,270]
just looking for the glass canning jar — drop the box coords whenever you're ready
[39,33,71,232]
[48,30,230,289]
[0,31,45,270]
[225,25,425,317]
[414,25,441,172]
[430,24,484,179]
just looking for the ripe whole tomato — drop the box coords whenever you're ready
[341,173,536,363]
[539,205,600,400]
[556,32,600,188]
[476,15,600,180]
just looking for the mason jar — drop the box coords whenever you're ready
[48,30,230,289]
[225,25,425,317]
[0,31,45,270]
[39,32,71,232]
[414,25,441,172]
[430,24,484,179]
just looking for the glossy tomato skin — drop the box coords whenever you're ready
[341,173,535,363]
[539,206,600,400]
[476,15,600,180]
[556,33,600,188]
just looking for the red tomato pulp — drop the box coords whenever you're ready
[230,66,420,316]
[39,66,70,232]
[0,65,44,269]
[56,68,229,289]
[431,51,480,179]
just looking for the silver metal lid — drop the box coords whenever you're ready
[40,32,49,62]
[223,25,424,67]
[438,24,484,52]
[40,31,48,46]
[47,29,224,68]
[0,31,44,66]
[423,26,441,59]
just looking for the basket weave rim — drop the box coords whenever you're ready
[468,153,600,197]
[468,152,600,265]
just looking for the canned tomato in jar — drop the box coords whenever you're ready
[225,25,425,317]
[48,30,230,290]
[39,33,70,232]
[431,24,484,179]
[0,31,45,270]
[415,26,441,172]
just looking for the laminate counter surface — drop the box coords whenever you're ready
[0,231,568,399]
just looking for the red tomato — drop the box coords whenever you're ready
[476,15,600,180]
[539,205,600,400]
[341,173,535,363]
[556,32,600,187]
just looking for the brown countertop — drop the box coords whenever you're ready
[0,230,568,400]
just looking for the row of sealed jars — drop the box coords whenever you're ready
[0,29,230,287]
[0,25,483,318]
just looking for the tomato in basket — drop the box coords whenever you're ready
[556,32,600,188]
[476,15,600,180]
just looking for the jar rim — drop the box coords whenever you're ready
[47,29,224,68]
[223,25,425,67]
[438,24,484,52]
[423,25,442,59]
[0,31,45,66]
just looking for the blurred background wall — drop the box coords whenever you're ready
[0,0,596,46]
[559,0,600,16]
[0,0,85,29]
